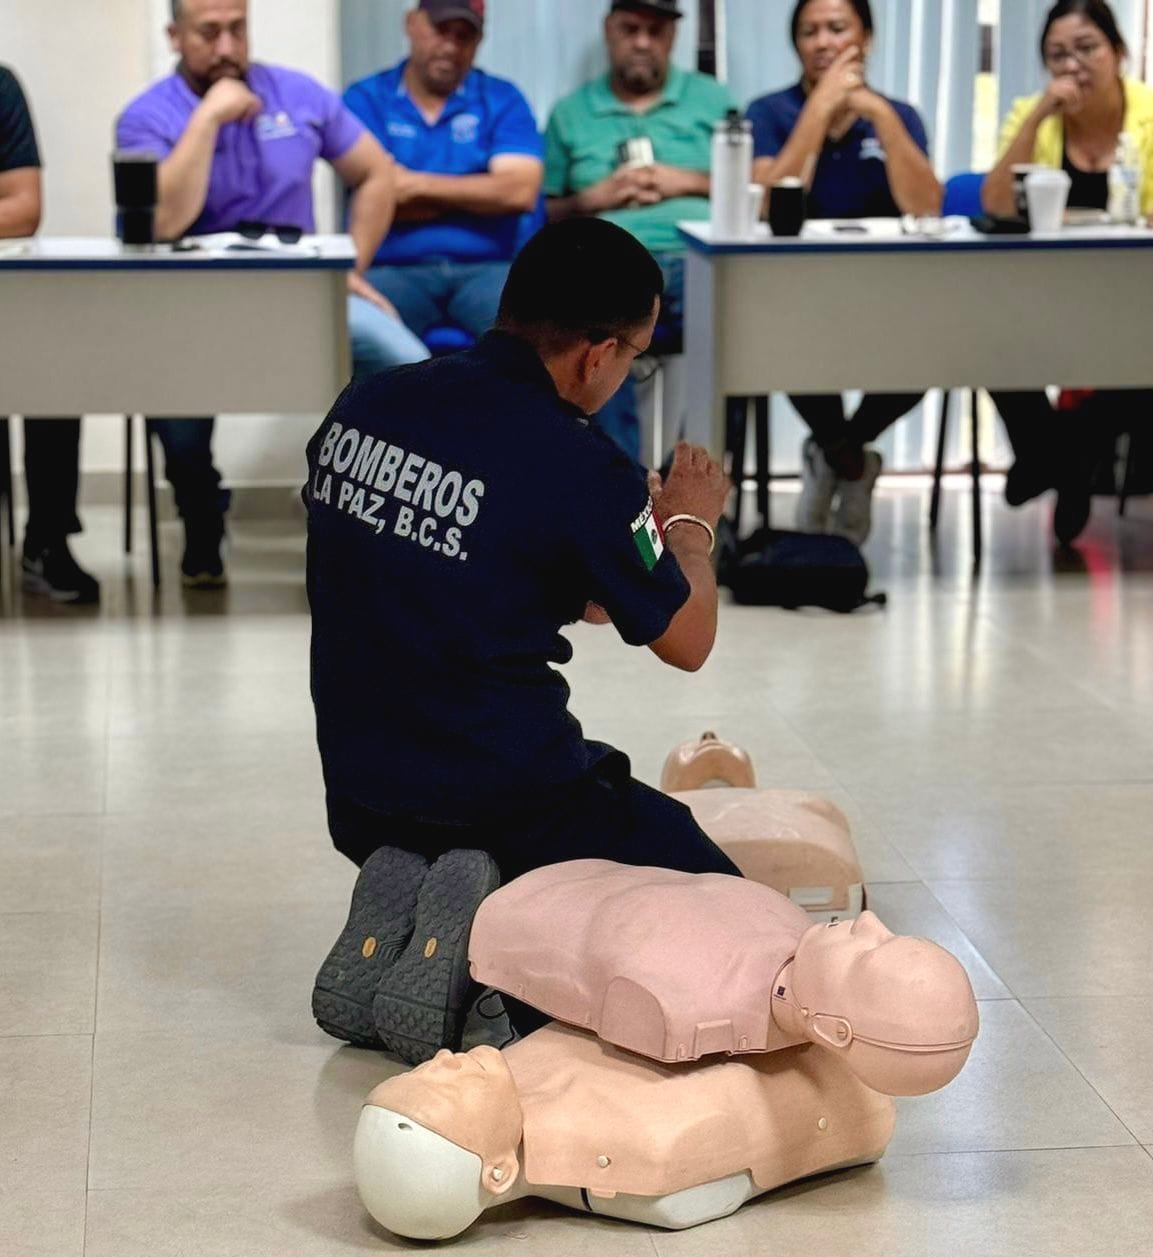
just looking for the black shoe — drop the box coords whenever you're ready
[181,523,227,590]
[312,845,431,1048]
[22,540,100,605]
[1054,484,1093,547]
[1005,456,1055,507]
[372,848,502,1065]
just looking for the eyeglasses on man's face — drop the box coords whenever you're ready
[585,329,650,358]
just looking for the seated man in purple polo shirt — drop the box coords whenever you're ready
[116,0,429,589]
[344,0,544,347]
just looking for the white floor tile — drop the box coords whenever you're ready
[0,913,99,1036]
[1024,997,1153,1143]
[0,1036,93,1195]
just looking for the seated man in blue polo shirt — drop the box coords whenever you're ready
[345,0,544,346]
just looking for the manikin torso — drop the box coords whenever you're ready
[470,859,814,1061]
[673,788,865,920]
[356,1023,896,1235]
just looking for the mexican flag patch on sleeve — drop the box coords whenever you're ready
[631,498,665,571]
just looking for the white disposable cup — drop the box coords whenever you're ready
[1025,169,1071,233]
[747,183,765,233]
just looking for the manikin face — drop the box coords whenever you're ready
[793,0,871,87]
[365,1045,522,1172]
[1042,13,1123,109]
[789,912,979,1096]
[604,10,677,95]
[169,0,250,91]
[405,9,482,98]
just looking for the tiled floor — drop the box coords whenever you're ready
[4,483,1153,1255]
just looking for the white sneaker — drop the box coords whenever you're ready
[796,437,837,533]
[831,449,883,546]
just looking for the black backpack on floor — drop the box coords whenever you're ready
[717,523,887,614]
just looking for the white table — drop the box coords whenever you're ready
[0,234,355,414]
[680,219,1153,562]
[0,234,355,587]
[681,219,1153,446]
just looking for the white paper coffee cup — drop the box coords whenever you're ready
[1025,169,1072,234]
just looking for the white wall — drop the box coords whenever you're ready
[5,0,341,484]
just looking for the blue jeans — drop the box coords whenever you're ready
[151,294,429,526]
[595,252,685,463]
[347,293,430,380]
[365,260,510,341]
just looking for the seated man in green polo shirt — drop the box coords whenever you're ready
[545,0,734,460]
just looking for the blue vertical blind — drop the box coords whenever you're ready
[340,1,700,125]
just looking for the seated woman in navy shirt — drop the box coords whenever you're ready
[747,0,942,544]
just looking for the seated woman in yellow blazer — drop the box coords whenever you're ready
[982,0,1153,546]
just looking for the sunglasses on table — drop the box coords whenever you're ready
[235,221,304,244]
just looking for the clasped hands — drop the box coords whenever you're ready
[579,162,697,213]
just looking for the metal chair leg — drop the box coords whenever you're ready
[124,414,134,555]
[1118,431,1132,518]
[970,389,983,567]
[930,390,950,531]
[725,396,749,535]
[753,395,771,528]
[144,419,161,590]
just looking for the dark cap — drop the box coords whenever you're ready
[610,0,683,19]
[418,0,485,32]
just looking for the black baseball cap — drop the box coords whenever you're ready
[610,0,684,18]
[418,0,485,32]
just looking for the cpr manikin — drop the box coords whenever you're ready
[356,1024,896,1239]
[663,731,865,920]
[353,734,979,1240]
[471,863,978,1094]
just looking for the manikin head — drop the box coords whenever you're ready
[782,911,979,1096]
[169,0,250,95]
[355,1046,523,1240]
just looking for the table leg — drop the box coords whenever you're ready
[0,416,14,549]
[124,415,134,555]
[930,392,950,531]
[970,391,983,568]
[144,419,161,590]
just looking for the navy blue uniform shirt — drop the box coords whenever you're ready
[747,83,929,219]
[305,332,690,823]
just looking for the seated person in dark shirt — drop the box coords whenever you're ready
[305,219,734,1053]
[748,0,941,545]
[0,65,98,604]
